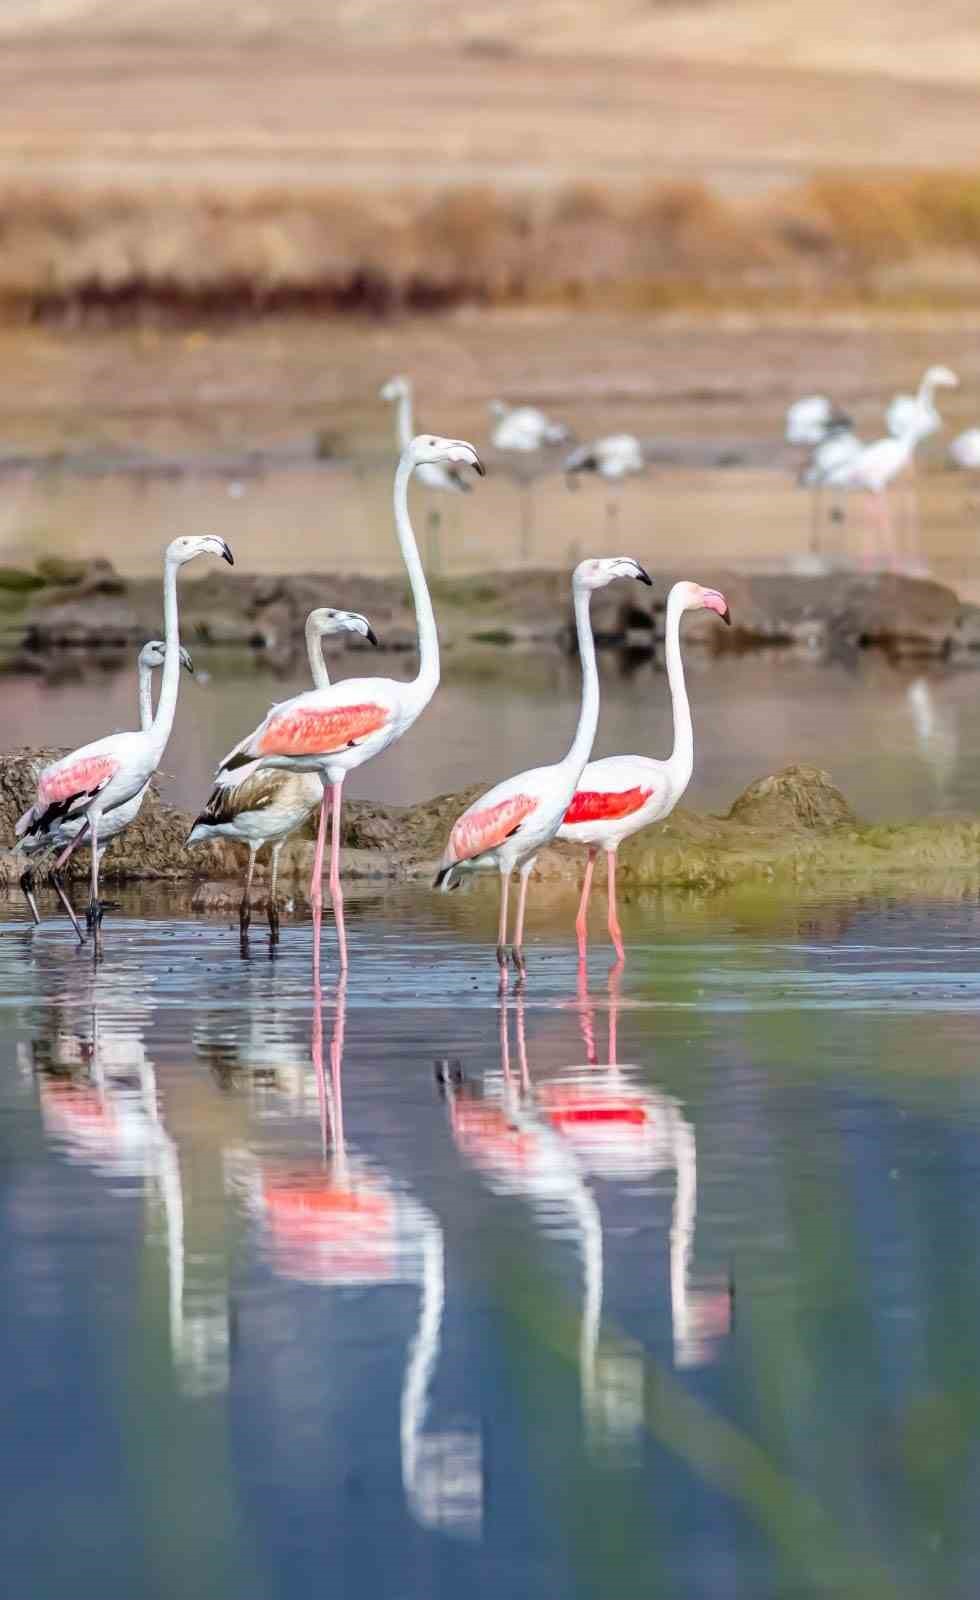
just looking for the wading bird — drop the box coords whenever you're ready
[18,639,194,936]
[558,581,730,965]
[488,400,569,453]
[215,436,483,972]
[887,365,958,445]
[435,556,652,977]
[187,609,378,946]
[564,434,644,535]
[949,428,980,469]
[381,377,473,494]
[798,419,863,557]
[785,394,851,447]
[820,418,925,570]
[16,536,231,940]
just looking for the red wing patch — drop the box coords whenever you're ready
[448,792,538,864]
[540,1086,648,1128]
[258,702,389,758]
[38,754,118,806]
[563,784,653,826]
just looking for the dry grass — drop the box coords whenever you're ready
[7,171,980,322]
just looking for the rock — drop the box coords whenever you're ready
[725,765,857,831]
[0,567,44,593]
[23,595,144,648]
[35,556,93,587]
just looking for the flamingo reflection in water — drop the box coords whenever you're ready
[227,978,483,1539]
[21,973,230,1396]
[441,977,731,1451]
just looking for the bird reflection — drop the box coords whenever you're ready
[442,972,730,1453]
[21,975,230,1396]
[228,978,483,1540]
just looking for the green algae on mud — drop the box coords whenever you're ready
[2,757,980,913]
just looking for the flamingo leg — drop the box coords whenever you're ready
[606,847,625,965]
[512,855,536,975]
[50,825,89,943]
[496,870,512,979]
[575,847,598,961]
[240,846,256,944]
[809,484,822,560]
[85,813,104,950]
[19,866,41,926]
[268,842,282,943]
[310,789,329,979]
[329,779,348,971]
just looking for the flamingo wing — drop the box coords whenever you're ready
[563,783,654,826]
[440,791,539,874]
[220,697,392,773]
[18,753,120,842]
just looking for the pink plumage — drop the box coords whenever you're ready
[37,755,118,807]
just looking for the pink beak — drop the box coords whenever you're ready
[701,588,731,625]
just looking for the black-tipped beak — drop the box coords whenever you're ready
[721,605,732,626]
[635,563,653,586]
[221,541,234,566]
[181,650,196,675]
[471,453,486,478]
[365,624,379,648]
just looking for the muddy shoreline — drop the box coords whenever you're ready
[3,759,980,911]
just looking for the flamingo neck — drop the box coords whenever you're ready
[147,557,183,757]
[561,583,600,779]
[305,618,332,689]
[665,586,694,787]
[401,1220,445,1507]
[395,454,439,706]
[917,371,937,406]
[137,660,155,731]
[670,1109,697,1364]
[394,387,413,452]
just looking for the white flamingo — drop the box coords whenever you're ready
[187,607,377,946]
[558,581,731,964]
[799,420,864,556]
[16,535,232,940]
[564,435,644,536]
[785,394,851,447]
[17,637,193,935]
[381,377,473,493]
[489,400,569,453]
[949,428,980,469]
[435,557,652,978]
[215,436,483,972]
[812,417,928,570]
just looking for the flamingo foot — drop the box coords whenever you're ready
[512,943,527,975]
[85,898,105,930]
[267,899,280,943]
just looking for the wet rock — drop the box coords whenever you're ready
[726,765,857,831]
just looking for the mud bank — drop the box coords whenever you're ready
[3,562,980,668]
[3,757,980,912]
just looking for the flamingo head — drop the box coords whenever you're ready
[307,608,379,647]
[410,434,485,478]
[574,556,652,591]
[925,365,959,390]
[138,639,195,674]
[674,580,731,624]
[165,534,234,567]
[380,375,410,401]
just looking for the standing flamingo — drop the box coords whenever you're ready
[435,556,652,977]
[215,436,483,971]
[17,637,193,935]
[16,535,232,940]
[558,580,731,964]
[564,434,644,536]
[187,608,377,946]
[489,400,569,452]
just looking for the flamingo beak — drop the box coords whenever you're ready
[365,624,379,648]
[634,563,653,586]
[702,589,731,624]
[220,540,234,565]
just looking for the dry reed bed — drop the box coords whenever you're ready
[6,172,980,321]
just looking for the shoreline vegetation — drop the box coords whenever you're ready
[9,173,980,324]
[2,759,979,903]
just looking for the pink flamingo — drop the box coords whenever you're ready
[16,535,232,941]
[435,557,652,977]
[557,580,730,964]
[215,435,483,972]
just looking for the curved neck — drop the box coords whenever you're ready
[561,584,599,778]
[147,558,183,755]
[917,372,937,406]
[137,661,155,731]
[393,388,413,452]
[305,619,331,689]
[395,455,439,703]
[665,589,694,785]
[670,1110,697,1364]
[401,1220,444,1505]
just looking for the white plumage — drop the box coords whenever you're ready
[489,400,569,453]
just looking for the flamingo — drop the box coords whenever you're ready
[798,418,863,557]
[17,637,194,936]
[557,581,731,965]
[785,394,851,447]
[886,364,958,444]
[435,556,652,977]
[15,535,232,940]
[949,428,980,469]
[214,435,483,972]
[812,417,925,571]
[488,399,569,453]
[186,607,378,947]
[381,377,473,493]
[564,435,644,535]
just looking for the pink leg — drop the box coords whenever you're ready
[496,870,511,983]
[512,856,536,975]
[575,847,597,960]
[310,789,329,980]
[606,848,625,965]
[329,779,348,971]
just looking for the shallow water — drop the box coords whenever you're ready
[2,887,980,1598]
[4,645,980,821]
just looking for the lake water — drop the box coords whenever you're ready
[2,887,980,1598]
[4,645,980,822]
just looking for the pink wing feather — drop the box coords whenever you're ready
[445,793,538,867]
